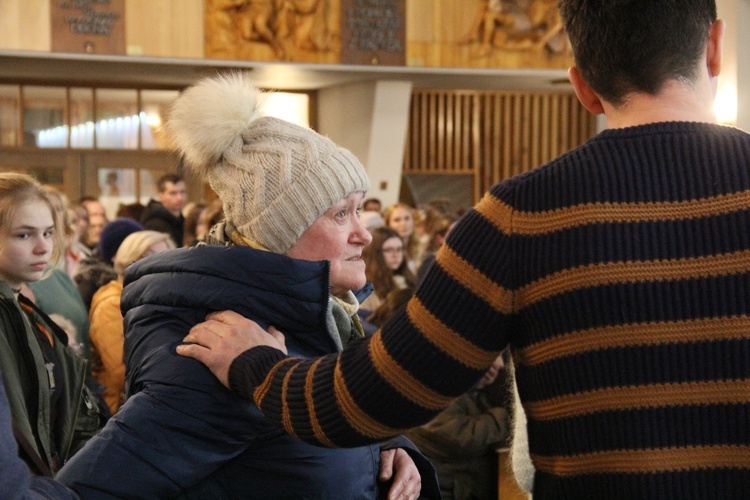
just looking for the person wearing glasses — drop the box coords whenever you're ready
[360,227,417,313]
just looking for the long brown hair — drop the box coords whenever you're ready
[366,286,415,327]
[363,227,416,300]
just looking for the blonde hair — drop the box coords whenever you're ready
[113,230,175,274]
[0,173,65,272]
[41,184,74,239]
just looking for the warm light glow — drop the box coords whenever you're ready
[260,92,310,128]
[145,113,161,127]
[714,83,737,125]
[36,113,156,149]
[35,93,308,147]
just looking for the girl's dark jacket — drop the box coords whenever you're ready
[0,282,101,479]
[57,245,439,499]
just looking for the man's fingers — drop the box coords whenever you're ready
[175,341,231,387]
[205,310,248,325]
[183,325,222,346]
[268,326,288,352]
[379,448,395,481]
[175,342,209,362]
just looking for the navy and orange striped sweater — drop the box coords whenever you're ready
[230,121,750,499]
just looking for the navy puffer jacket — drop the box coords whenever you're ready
[58,245,438,499]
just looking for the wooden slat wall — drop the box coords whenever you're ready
[404,90,597,202]
[405,90,479,175]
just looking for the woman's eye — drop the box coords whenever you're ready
[44,229,55,238]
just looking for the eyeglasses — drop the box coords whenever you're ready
[382,247,404,254]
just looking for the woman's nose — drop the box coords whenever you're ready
[352,218,372,246]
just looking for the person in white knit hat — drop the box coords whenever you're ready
[57,72,439,499]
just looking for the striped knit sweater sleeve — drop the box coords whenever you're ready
[229,121,750,498]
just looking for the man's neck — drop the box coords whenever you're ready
[602,80,718,129]
[157,199,181,218]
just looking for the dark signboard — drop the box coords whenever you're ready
[51,0,125,55]
[340,0,405,66]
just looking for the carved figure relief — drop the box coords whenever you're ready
[206,0,337,61]
[458,0,568,57]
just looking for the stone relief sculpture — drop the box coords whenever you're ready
[458,0,568,57]
[206,0,335,61]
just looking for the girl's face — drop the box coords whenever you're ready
[0,199,55,288]
[388,206,413,239]
[381,236,404,271]
[287,192,372,296]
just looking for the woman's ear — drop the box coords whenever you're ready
[568,66,605,115]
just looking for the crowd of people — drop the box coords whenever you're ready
[0,77,471,497]
[2,1,749,498]
[0,94,503,498]
[0,169,220,470]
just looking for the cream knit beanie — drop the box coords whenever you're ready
[165,72,371,253]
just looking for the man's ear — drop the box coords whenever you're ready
[568,66,605,115]
[707,19,725,78]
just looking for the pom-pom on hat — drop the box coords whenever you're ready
[98,218,144,263]
[165,72,371,254]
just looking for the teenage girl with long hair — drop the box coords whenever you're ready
[0,172,101,478]
[360,226,417,312]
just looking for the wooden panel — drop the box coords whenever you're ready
[404,90,597,203]
[0,0,50,51]
[125,0,204,58]
[2,0,570,71]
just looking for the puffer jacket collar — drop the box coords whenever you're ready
[122,245,339,354]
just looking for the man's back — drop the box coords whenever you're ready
[471,121,750,497]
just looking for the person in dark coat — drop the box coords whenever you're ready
[139,173,186,247]
[406,354,510,500]
[57,72,439,499]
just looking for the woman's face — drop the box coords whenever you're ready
[73,206,89,236]
[0,200,55,288]
[388,206,413,239]
[287,192,372,296]
[67,208,82,239]
[381,236,404,271]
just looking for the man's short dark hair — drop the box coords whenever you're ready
[363,198,382,210]
[559,0,717,106]
[156,173,183,193]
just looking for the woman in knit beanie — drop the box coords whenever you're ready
[57,72,439,500]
